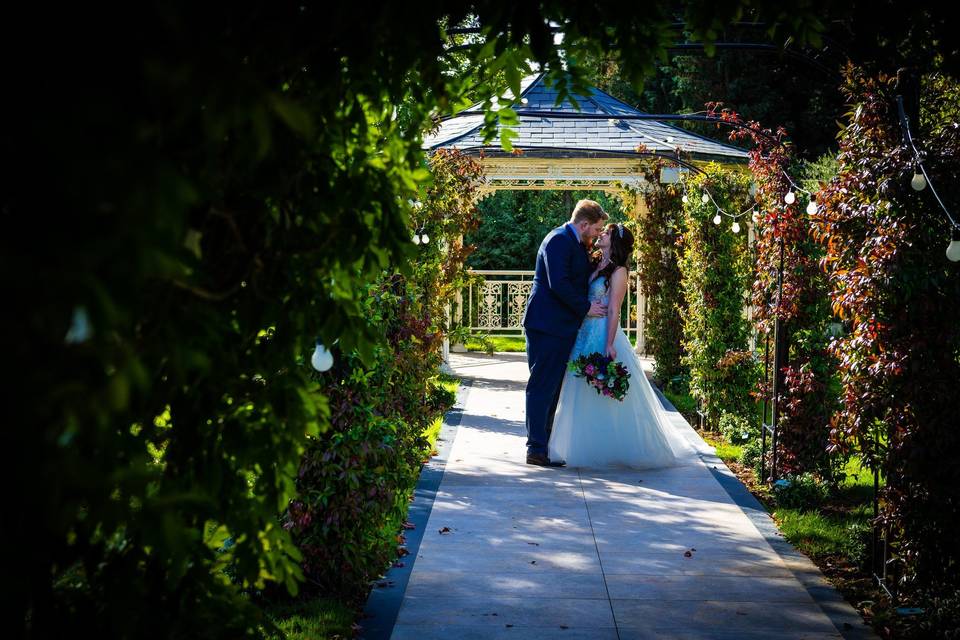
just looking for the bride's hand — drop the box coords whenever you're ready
[606,343,617,360]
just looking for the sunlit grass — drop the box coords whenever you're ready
[263,597,355,640]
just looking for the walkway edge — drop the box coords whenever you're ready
[359,378,472,640]
[652,384,876,640]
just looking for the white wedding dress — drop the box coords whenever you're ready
[548,275,712,468]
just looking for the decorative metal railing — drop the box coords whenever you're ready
[454,269,647,353]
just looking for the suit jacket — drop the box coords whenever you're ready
[522,224,592,337]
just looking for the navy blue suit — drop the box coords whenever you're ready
[522,224,592,456]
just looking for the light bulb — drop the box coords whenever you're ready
[681,194,689,204]
[731,221,741,233]
[749,183,758,197]
[702,192,710,204]
[713,213,722,225]
[948,228,960,262]
[311,341,334,372]
[806,200,817,215]
[751,210,760,224]
[911,172,927,191]
[412,234,421,245]
[420,233,430,244]
[784,191,796,205]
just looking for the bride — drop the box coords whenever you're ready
[548,223,711,468]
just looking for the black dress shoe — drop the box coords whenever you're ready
[526,453,566,467]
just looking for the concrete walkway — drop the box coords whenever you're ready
[370,352,874,640]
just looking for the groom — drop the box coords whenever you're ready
[522,199,609,466]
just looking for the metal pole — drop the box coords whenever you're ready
[770,234,786,482]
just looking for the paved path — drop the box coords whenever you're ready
[369,352,874,639]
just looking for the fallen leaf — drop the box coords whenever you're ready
[439,526,452,534]
[690,548,696,552]
[527,542,540,546]
[401,521,416,530]
[506,624,514,628]
[560,625,569,629]
[529,560,537,564]
[684,551,693,558]
[392,561,405,568]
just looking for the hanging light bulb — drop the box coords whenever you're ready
[806,199,818,215]
[784,191,796,205]
[751,209,760,224]
[311,341,334,372]
[681,194,689,204]
[412,234,421,245]
[713,213,722,225]
[731,221,741,233]
[947,227,960,262]
[420,233,430,244]
[701,192,710,204]
[749,182,758,197]
[911,170,927,191]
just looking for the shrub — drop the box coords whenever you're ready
[738,437,765,478]
[773,473,829,510]
[719,412,755,446]
[841,521,872,570]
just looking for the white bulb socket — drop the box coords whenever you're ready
[311,342,334,372]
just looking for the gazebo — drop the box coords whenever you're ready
[425,72,749,360]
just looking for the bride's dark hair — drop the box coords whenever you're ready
[594,223,634,287]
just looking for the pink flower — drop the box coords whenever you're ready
[585,364,596,375]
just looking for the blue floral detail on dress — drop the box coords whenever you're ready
[570,276,609,359]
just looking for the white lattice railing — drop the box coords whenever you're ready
[453,269,647,354]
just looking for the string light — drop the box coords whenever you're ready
[412,234,421,245]
[681,194,689,204]
[910,170,927,191]
[713,213,722,225]
[420,233,430,244]
[896,96,958,261]
[947,227,960,262]
[731,221,741,233]
[311,341,334,372]
[701,192,710,204]
[806,200,818,215]
[784,191,796,205]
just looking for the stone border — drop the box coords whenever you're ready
[651,384,876,640]
[359,379,473,640]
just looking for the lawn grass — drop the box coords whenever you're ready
[263,597,356,640]
[464,335,526,352]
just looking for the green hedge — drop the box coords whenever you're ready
[677,166,756,427]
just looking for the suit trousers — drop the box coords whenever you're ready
[524,327,576,456]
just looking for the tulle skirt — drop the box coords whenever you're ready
[548,319,711,469]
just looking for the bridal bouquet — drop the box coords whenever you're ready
[567,352,631,401]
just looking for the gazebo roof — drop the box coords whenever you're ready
[424,73,748,163]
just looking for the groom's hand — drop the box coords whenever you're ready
[588,301,607,317]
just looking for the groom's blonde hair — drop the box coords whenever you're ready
[570,199,609,224]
